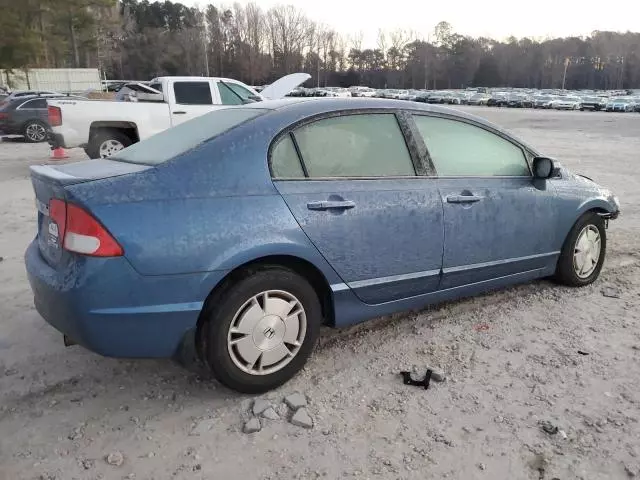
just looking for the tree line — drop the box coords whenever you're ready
[2,0,639,90]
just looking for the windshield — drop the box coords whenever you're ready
[111,107,268,165]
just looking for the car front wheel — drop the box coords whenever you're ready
[201,266,322,393]
[554,212,606,287]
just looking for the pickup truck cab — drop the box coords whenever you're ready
[48,73,310,158]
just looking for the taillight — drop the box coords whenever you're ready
[48,105,62,127]
[47,200,123,257]
[0,112,8,120]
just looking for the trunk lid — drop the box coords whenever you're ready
[30,160,150,267]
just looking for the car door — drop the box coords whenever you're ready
[168,80,217,127]
[17,97,48,124]
[411,114,559,290]
[271,111,444,305]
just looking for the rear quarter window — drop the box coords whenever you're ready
[110,108,268,166]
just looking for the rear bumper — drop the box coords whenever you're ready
[25,240,228,358]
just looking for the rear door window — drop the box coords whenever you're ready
[20,99,48,109]
[173,81,213,105]
[290,113,415,178]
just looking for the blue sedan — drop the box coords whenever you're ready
[25,98,620,393]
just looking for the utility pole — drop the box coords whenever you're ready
[562,57,569,90]
[202,10,210,77]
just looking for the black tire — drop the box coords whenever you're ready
[200,266,322,394]
[22,120,49,143]
[86,129,132,159]
[554,212,606,287]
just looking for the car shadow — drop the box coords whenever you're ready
[1,277,562,417]
[0,136,26,143]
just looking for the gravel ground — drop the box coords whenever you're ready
[0,108,639,480]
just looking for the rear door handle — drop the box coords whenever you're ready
[307,200,355,211]
[173,111,187,114]
[446,195,483,204]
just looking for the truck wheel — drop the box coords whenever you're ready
[23,120,49,143]
[87,129,132,159]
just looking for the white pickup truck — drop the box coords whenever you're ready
[48,73,310,158]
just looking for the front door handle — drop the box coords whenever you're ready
[446,194,483,204]
[173,111,187,115]
[307,200,356,211]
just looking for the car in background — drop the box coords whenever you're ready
[506,94,533,108]
[606,97,636,112]
[580,96,607,111]
[467,93,491,106]
[426,92,447,103]
[350,86,377,97]
[0,95,85,142]
[25,98,619,393]
[550,96,582,110]
[487,93,508,107]
[532,95,555,109]
[322,87,352,98]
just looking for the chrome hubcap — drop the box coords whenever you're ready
[228,290,306,375]
[573,225,601,278]
[26,123,46,142]
[99,139,124,158]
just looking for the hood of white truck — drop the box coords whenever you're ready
[260,73,311,100]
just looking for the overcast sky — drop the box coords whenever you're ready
[182,0,639,46]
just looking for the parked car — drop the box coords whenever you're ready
[25,98,620,393]
[487,93,508,107]
[532,95,555,109]
[48,73,310,158]
[322,87,352,98]
[426,92,447,104]
[467,93,491,106]
[605,97,636,112]
[350,86,377,97]
[0,95,84,142]
[580,96,607,111]
[551,96,582,110]
[506,94,531,108]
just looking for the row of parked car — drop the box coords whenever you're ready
[288,86,640,113]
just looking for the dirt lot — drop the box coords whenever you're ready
[1,108,639,480]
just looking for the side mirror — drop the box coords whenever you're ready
[532,157,554,179]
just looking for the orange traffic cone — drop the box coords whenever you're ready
[51,147,68,160]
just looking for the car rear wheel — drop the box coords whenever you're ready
[23,120,48,143]
[201,266,322,393]
[554,212,606,287]
[86,129,132,159]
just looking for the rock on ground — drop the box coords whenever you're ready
[261,407,280,420]
[290,408,313,429]
[284,392,307,410]
[243,418,261,434]
[252,398,271,416]
[105,451,124,466]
